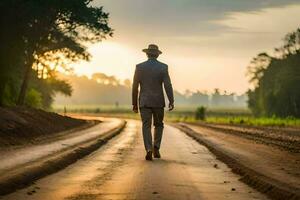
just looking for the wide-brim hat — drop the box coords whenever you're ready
[142,44,162,55]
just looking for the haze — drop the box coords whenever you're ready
[72,0,300,94]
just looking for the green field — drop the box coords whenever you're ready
[53,104,300,127]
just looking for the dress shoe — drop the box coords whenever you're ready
[153,148,161,158]
[145,150,152,161]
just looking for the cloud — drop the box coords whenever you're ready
[94,0,300,37]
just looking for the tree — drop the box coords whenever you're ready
[247,28,300,117]
[211,88,221,107]
[195,106,206,120]
[247,52,271,88]
[188,91,209,106]
[0,0,113,107]
[92,73,120,85]
[123,79,132,88]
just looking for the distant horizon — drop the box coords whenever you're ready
[54,72,248,108]
[58,71,248,95]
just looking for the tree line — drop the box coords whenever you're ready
[55,73,248,108]
[247,28,300,117]
[0,0,112,108]
[175,89,247,108]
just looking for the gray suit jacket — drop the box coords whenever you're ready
[132,58,174,108]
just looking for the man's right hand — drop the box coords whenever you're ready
[132,105,138,113]
[168,103,174,111]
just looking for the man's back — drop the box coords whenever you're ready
[132,58,174,108]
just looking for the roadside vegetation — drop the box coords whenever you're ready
[54,104,300,127]
[55,100,299,127]
[204,117,300,127]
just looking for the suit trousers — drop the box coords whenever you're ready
[139,107,164,152]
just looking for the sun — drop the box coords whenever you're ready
[71,41,140,80]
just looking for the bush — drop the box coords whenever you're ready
[25,88,42,108]
[195,106,206,120]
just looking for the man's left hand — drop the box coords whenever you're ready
[168,103,174,111]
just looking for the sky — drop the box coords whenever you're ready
[72,0,300,94]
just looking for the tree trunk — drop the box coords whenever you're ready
[0,80,6,106]
[17,56,33,105]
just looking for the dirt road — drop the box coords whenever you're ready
[1,120,268,200]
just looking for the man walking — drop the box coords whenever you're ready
[132,44,174,161]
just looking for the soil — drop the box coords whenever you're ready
[0,118,126,195]
[188,122,300,152]
[0,106,87,148]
